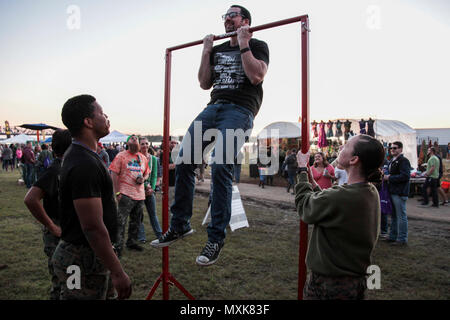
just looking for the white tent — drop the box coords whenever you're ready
[0,133,37,144]
[99,130,128,143]
[257,119,418,169]
[257,121,302,140]
[338,119,418,169]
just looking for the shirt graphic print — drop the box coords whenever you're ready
[213,51,245,90]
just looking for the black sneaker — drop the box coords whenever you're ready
[126,243,144,251]
[150,227,194,248]
[390,241,408,247]
[196,241,224,266]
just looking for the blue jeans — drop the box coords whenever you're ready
[388,194,408,243]
[138,193,162,241]
[170,103,254,243]
[24,163,34,188]
[234,164,242,183]
[380,214,389,234]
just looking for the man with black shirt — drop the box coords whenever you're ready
[53,94,131,300]
[151,5,269,267]
[24,129,72,300]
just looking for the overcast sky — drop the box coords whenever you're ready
[1,0,449,136]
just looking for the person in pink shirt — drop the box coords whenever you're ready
[310,152,335,189]
[110,135,149,256]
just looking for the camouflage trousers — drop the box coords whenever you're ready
[52,240,116,300]
[303,272,367,300]
[42,227,62,300]
[116,195,144,256]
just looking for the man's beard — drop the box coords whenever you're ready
[129,144,139,154]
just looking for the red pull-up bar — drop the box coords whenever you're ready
[147,14,310,301]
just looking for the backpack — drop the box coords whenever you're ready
[43,152,53,169]
[379,181,393,215]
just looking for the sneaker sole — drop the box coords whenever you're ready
[195,253,220,267]
[150,229,195,248]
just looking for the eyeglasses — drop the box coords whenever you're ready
[222,12,244,21]
[390,147,398,150]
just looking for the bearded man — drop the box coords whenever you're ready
[109,135,149,257]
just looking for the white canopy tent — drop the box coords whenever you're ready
[257,119,418,169]
[340,119,418,169]
[99,130,128,144]
[0,133,37,144]
[257,121,302,140]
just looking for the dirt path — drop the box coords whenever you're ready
[194,178,450,223]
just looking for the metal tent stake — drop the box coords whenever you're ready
[146,14,310,300]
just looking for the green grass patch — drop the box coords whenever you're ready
[0,170,449,299]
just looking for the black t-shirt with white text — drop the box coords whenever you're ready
[33,158,62,222]
[59,143,118,246]
[208,38,269,116]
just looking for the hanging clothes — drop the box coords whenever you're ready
[359,119,367,135]
[344,120,352,141]
[367,118,375,137]
[311,120,318,138]
[318,121,328,148]
[335,120,343,137]
[326,120,334,137]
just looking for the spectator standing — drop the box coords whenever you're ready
[22,142,36,188]
[436,153,448,206]
[284,149,298,194]
[419,147,440,208]
[54,94,131,300]
[383,141,411,245]
[310,152,335,189]
[295,134,385,300]
[106,144,119,163]
[334,162,348,186]
[2,144,13,171]
[97,143,110,167]
[36,143,54,179]
[109,135,149,256]
[137,138,162,242]
[24,129,72,300]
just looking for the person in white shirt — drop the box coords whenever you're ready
[334,163,348,185]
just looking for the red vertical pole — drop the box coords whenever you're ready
[162,49,172,300]
[298,15,310,300]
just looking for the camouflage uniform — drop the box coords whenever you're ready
[52,240,116,300]
[303,272,367,300]
[115,194,144,256]
[42,226,62,300]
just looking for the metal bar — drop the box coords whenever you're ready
[169,274,196,300]
[153,14,310,301]
[162,49,172,300]
[167,15,308,52]
[145,274,163,300]
[298,16,310,300]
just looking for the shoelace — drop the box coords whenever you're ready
[201,242,218,257]
[160,228,176,241]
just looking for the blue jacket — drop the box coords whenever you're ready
[387,154,411,196]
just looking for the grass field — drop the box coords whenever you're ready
[0,170,449,300]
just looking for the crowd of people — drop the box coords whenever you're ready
[3,4,447,301]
